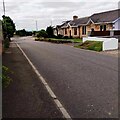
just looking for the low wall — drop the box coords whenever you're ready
[83,37,118,51]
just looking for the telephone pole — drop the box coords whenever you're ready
[51,20,52,26]
[36,20,38,31]
[3,0,6,16]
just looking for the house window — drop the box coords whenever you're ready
[65,28,67,34]
[74,28,77,35]
[82,26,86,35]
[103,25,106,31]
[100,25,103,31]
[100,25,106,31]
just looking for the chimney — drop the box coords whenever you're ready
[73,15,78,20]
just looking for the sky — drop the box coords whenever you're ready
[0,0,119,31]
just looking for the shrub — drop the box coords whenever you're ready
[37,30,48,38]
[57,34,63,39]
[4,37,10,48]
[63,36,69,39]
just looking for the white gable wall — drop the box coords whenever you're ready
[113,18,120,30]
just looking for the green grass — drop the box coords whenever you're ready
[75,41,103,52]
[35,37,82,43]
[49,38,82,43]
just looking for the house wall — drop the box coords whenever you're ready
[58,28,64,35]
[71,27,80,38]
[63,27,80,38]
[58,23,113,38]
[113,19,120,30]
[79,23,113,38]
[63,28,68,36]
[53,29,57,36]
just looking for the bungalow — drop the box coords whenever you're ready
[54,9,120,38]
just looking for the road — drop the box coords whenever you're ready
[14,36,118,118]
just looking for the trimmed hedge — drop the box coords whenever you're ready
[35,38,72,44]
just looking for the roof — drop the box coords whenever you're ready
[69,17,89,26]
[57,9,120,28]
[90,9,120,23]
[61,17,89,28]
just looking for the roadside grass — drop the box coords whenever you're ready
[49,38,82,43]
[75,41,103,52]
[35,37,82,43]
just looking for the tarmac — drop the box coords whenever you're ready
[2,42,64,119]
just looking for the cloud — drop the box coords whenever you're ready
[0,0,119,30]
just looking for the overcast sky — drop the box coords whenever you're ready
[0,0,119,31]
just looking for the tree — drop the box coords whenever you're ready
[16,29,26,36]
[16,29,33,36]
[37,29,48,38]
[2,15,16,39]
[2,15,16,48]
[46,26,54,38]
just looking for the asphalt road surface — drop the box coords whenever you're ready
[13,37,118,118]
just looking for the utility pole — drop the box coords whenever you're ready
[3,0,6,16]
[51,19,52,26]
[36,20,38,31]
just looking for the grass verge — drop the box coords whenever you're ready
[35,37,82,43]
[75,41,103,52]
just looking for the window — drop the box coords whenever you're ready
[91,28,94,32]
[82,26,86,35]
[103,25,106,31]
[65,28,67,34]
[74,28,77,35]
[100,25,103,31]
[100,25,106,31]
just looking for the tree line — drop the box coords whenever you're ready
[2,15,55,48]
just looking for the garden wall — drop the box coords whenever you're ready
[83,37,118,51]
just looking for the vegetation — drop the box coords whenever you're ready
[35,37,82,44]
[36,29,48,38]
[2,15,16,48]
[16,29,32,36]
[46,26,54,38]
[75,41,103,52]
[35,26,82,43]
[2,66,13,88]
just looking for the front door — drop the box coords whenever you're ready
[70,30,71,37]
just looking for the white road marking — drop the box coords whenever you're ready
[15,42,72,120]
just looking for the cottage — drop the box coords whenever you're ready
[54,9,120,38]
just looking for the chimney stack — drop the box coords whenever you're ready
[73,15,78,20]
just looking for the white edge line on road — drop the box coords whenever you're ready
[15,42,72,120]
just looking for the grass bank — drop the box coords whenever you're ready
[75,41,103,52]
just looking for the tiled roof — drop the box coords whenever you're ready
[69,17,90,26]
[57,9,120,28]
[90,9,120,23]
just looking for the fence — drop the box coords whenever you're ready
[90,30,120,37]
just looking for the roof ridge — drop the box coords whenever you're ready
[92,9,120,16]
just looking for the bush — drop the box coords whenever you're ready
[63,36,69,39]
[37,30,48,38]
[4,37,10,48]
[56,34,63,39]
